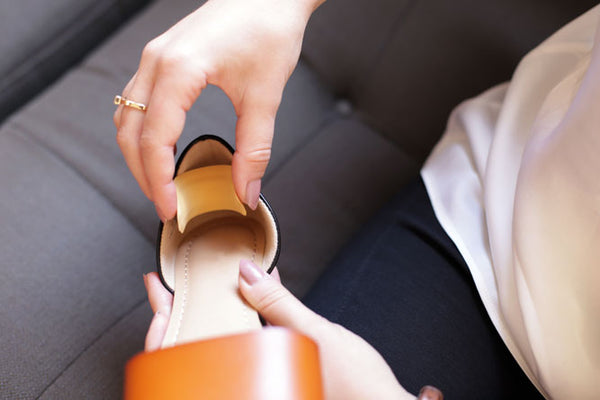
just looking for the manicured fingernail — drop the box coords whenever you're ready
[418,386,444,400]
[245,179,261,210]
[155,204,167,223]
[239,259,266,286]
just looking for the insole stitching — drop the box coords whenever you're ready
[173,225,260,342]
[242,231,258,329]
[174,240,193,342]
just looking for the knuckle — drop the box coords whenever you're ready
[141,39,162,61]
[255,284,288,314]
[329,321,346,336]
[138,133,158,153]
[115,128,132,149]
[239,147,272,167]
[305,316,336,343]
[158,49,186,73]
[314,315,333,332]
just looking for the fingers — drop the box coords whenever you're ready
[115,43,161,200]
[271,266,281,283]
[232,91,280,210]
[144,272,174,314]
[140,65,206,220]
[116,36,208,220]
[143,273,173,351]
[238,259,326,336]
[145,309,170,352]
[113,74,135,129]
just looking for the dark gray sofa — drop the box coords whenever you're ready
[1,0,596,398]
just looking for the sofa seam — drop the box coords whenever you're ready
[0,0,152,123]
[0,0,121,94]
[298,0,421,164]
[8,123,155,244]
[265,102,420,183]
[352,0,420,100]
[263,106,340,185]
[35,298,148,399]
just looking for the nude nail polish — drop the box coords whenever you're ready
[239,259,266,286]
[245,179,261,210]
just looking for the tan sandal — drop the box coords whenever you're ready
[124,135,323,399]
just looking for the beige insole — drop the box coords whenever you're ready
[161,216,266,348]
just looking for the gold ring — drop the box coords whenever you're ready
[113,95,147,112]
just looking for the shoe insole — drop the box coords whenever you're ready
[161,216,266,348]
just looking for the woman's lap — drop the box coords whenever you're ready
[302,177,543,399]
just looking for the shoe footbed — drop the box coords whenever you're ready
[161,216,266,348]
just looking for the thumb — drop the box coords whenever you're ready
[231,95,279,210]
[238,259,325,335]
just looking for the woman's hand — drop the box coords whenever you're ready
[114,0,321,221]
[143,262,416,400]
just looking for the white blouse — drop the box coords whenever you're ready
[422,6,600,399]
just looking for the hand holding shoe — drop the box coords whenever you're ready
[114,0,323,220]
[143,262,417,400]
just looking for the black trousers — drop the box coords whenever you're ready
[303,178,543,399]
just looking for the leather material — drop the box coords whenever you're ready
[156,135,281,293]
[156,135,281,346]
[174,165,247,233]
[124,135,322,399]
[124,327,324,400]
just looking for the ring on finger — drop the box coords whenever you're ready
[114,95,147,112]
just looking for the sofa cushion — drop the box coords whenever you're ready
[264,117,418,295]
[0,129,153,399]
[36,304,152,399]
[303,0,599,161]
[0,0,151,123]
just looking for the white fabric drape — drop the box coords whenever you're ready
[422,6,600,399]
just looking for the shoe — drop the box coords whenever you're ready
[124,135,323,400]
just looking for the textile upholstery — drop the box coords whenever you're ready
[0,0,151,122]
[0,0,596,397]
